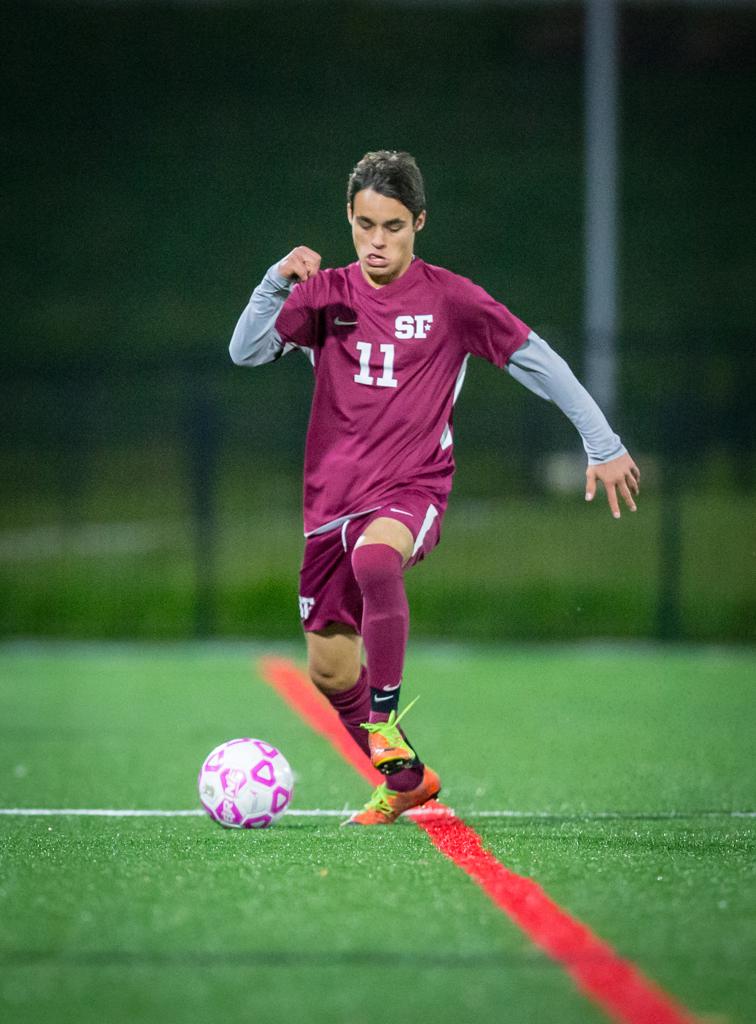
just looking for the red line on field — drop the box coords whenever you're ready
[414,812,698,1024]
[257,656,700,1024]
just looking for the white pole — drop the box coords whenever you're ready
[584,0,619,421]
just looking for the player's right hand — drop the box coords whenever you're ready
[278,246,322,282]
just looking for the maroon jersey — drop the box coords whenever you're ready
[275,258,530,535]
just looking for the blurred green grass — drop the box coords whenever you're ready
[1,493,752,642]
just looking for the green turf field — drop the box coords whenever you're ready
[1,643,754,1023]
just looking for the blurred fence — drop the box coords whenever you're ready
[2,1,754,642]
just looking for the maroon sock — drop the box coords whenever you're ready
[351,543,409,720]
[351,542,424,792]
[324,666,370,758]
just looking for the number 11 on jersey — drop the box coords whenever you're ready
[353,342,398,389]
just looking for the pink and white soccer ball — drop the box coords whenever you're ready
[198,738,294,829]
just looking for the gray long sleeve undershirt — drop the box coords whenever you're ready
[228,263,295,367]
[229,263,626,464]
[506,335,625,464]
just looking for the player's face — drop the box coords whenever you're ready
[348,189,426,288]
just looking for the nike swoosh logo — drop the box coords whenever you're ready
[334,317,358,326]
[373,694,397,703]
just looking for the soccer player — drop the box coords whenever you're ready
[229,151,640,826]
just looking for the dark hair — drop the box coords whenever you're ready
[347,150,426,221]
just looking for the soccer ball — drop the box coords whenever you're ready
[198,738,294,829]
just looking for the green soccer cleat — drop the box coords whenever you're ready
[360,696,420,775]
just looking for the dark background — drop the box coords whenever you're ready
[2,1,754,642]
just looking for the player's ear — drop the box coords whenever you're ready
[414,210,426,232]
[347,203,353,224]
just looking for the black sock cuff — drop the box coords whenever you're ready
[370,686,401,715]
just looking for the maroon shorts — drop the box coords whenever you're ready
[298,491,444,634]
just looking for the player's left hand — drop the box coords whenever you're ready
[585,453,640,519]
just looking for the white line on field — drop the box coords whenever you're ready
[0,808,333,818]
[0,808,754,819]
